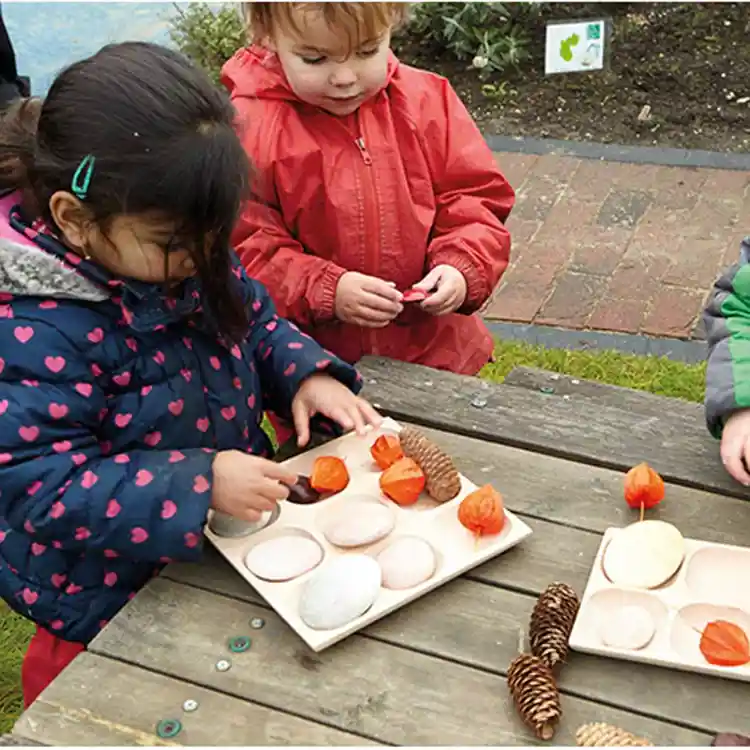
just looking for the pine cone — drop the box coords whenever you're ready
[507,654,561,740]
[530,582,581,669]
[399,426,461,502]
[576,722,653,747]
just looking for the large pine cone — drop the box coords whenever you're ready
[399,426,461,502]
[529,582,580,670]
[507,654,561,740]
[576,722,653,747]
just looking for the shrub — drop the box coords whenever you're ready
[168,2,246,85]
[399,2,542,77]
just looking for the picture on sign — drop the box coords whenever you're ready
[544,18,610,75]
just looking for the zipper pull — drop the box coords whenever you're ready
[356,137,373,166]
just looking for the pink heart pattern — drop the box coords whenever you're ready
[0,269,362,641]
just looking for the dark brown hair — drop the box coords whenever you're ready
[0,41,251,340]
[244,2,409,54]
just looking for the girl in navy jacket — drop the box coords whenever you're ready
[0,41,379,708]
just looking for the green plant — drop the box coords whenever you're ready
[169,3,246,85]
[402,2,541,78]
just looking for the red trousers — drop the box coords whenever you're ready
[22,626,85,708]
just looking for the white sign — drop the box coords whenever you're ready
[545,19,606,75]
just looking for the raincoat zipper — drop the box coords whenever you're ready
[354,131,380,356]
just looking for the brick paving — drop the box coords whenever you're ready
[484,153,750,339]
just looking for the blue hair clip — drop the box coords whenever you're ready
[71,154,95,200]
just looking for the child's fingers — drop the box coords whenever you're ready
[412,268,441,291]
[420,285,454,311]
[361,292,402,315]
[291,399,311,447]
[362,278,403,303]
[721,439,750,485]
[357,399,382,430]
[260,460,298,486]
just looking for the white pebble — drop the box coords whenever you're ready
[322,502,395,548]
[244,536,323,582]
[299,555,381,630]
[599,605,656,650]
[377,537,437,590]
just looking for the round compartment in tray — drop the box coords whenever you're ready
[317,495,396,548]
[685,546,750,607]
[671,603,750,667]
[374,535,440,590]
[208,503,280,538]
[243,526,325,582]
[580,588,669,652]
[427,496,513,555]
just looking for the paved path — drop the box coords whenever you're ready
[487,152,750,340]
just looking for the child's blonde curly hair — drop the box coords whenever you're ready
[242,2,409,54]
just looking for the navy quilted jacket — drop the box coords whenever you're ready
[0,193,361,644]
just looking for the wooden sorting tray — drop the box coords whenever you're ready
[206,417,533,652]
[570,524,750,682]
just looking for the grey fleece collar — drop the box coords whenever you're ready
[0,235,108,302]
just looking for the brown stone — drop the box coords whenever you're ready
[485,282,551,323]
[505,216,541,250]
[596,189,652,229]
[494,152,539,192]
[660,238,726,289]
[589,298,646,333]
[569,226,632,276]
[605,257,670,300]
[536,272,601,329]
[642,287,707,338]
[512,155,582,222]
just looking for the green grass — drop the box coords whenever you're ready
[0,339,706,733]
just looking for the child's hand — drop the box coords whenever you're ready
[211,450,298,521]
[721,410,750,485]
[335,272,404,327]
[292,373,382,446]
[413,264,467,316]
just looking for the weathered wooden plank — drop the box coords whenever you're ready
[271,419,750,548]
[89,577,710,746]
[1,736,42,747]
[357,356,745,499]
[13,652,374,747]
[503,366,704,417]
[163,524,749,738]
[413,425,750,546]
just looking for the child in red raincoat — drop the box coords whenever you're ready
[225,2,515,444]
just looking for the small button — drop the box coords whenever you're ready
[156,719,182,739]
[215,659,231,672]
[182,699,199,712]
[228,636,251,653]
[250,617,265,629]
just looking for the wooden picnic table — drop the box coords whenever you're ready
[9,355,750,747]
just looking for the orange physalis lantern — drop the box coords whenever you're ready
[370,434,404,470]
[699,620,750,667]
[458,485,505,536]
[624,462,665,520]
[310,456,349,494]
[379,457,425,506]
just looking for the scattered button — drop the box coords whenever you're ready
[156,719,182,739]
[215,659,231,672]
[182,699,198,712]
[228,636,251,653]
[250,617,265,629]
